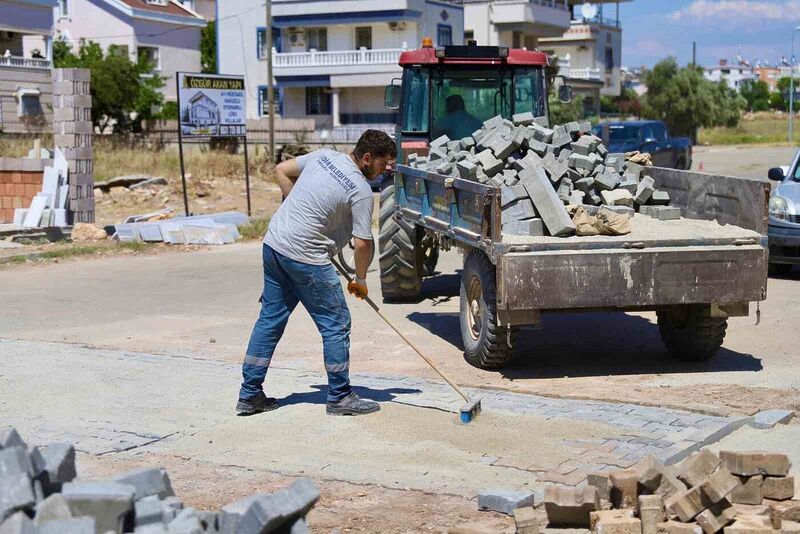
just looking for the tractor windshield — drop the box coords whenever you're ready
[400,65,547,139]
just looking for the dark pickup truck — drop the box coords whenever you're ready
[594,120,692,170]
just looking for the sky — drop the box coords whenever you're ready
[616,0,800,69]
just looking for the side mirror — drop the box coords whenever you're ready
[768,167,785,181]
[558,84,573,104]
[384,82,401,110]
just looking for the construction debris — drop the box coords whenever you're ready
[94,175,167,193]
[0,428,319,533]
[13,147,70,230]
[113,211,248,246]
[71,223,108,243]
[541,448,795,534]
[407,116,677,238]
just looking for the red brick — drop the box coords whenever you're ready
[12,197,22,208]
[23,184,37,197]
[22,172,39,185]
[1,197,10,209]
[11,172,22,183]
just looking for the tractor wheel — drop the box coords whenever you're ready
[657,305,727,362]
[460,249,517,369]
[378,179,423,301]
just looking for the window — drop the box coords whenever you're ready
[464,30,474,45]
[431,68,513,139]
[605,47,614,71]
[400,67,429,133]
[437,25,452,47]
[57,0,69,18]
[651,123,668,142]
[179,0,194,10]
[306,87,331,115]
[355,27,372,49]
[259,87,282,116]
[18,91,43,117]
[138,46,160,72]
[513,68,547,118]
[306,28,327,51]
[256,27,281,58]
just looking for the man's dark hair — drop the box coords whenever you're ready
[353,129,397,159]
[446,94,465,113]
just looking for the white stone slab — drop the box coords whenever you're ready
[54,146,69,181]
[13,209,28,226]
[52,209,67,227]
[42,167,59,208]
[22,194,48,228]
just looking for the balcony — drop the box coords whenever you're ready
[557,55,601,81]
[486,0,571,37]
[270,48,405,78]
[0,56,52,70]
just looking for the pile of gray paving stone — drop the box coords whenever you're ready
[0,428,319,533]
[407,113,679,238]
[532,449,798,534]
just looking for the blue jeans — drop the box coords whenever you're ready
[240,244,352,403]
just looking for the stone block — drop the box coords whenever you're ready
[768,501,800,524]
[734,516,774,528]
[724,521,776,534]
[483,115,503,130]
[476,149,504,177]
[639,456,670,493]
[167,507,202,532]
[502,184,529,208]
[552,130,573,148]
[696,499,736,534]
[618,179,639,195]
[782,521,800,534]
[597,143,608,157]
[0,512,37,534]
[731,477,764,505]
[62,481,135,534]
[543,153,569,182]
[502,198,536,222]
[478,489,535,515]
[595,172,620,191]
[700,468,741,503]
[435,161,454,175]
[0,449,32,479]
[519,167,576,237]
[487,176,504,188]
[34,494,72,525]
[601,190,634,208]
[626,161,644,179]
[488,135,519,160]
[31,444,76,492]
[0,431,25,451]
[763,478,794,501]
[569,153,596,172]
[447,140,462,153]
[648,190,670,205]
[610,470,639,510]
[528,138,549,157]
[0,474,35,522]
[634,176,656,206]
[587,192,603,206]
[530,123,555,143]
[679,451,723,488]
[658,522,704,534]
[457,160,479,181]
[591,510,635,531]
[588,472,611,502]
[665,486,713,522]
[38,518,95,534]
[461,136,476,150]
[720,452,791,477]
[514,506,539,534]
[503,218,545,237]
[574,177,596,193]
[596,515,642,534]
[503,170,520,186]
[515,152,542,171]
[429,148,447,162]
[732,504,772,517]
[568,191,586,205]
[571,138,595,157]
[605,154,626,173]
[566,121,580,135]
[544,486,599,527]
[579,121,592,134]
[641,496,667,534]
[751,411,793,430]
[591,164,607,177]
[219,479,319,534]
[513,112,535,126]
[559,148,573,163]
[533,116,549,127]
[133,496,162,527]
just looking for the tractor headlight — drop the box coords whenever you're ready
[769,196,789,220]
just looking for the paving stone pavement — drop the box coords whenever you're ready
[0,339,751,488]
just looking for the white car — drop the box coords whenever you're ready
[767,155,800,275]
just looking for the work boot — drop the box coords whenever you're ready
[326,392,380,416]
[236,392,278,416]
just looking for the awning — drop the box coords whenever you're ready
[275,75,331,88]
[273,9,421,28]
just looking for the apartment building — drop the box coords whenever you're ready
[217,0,464,129]
[178,0,214,21]
[704,59,757,93]
[0,0,56,134]
[55,0,206,101]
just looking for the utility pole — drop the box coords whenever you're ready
[790,27,800,144]
[692,42,696,68]
[266,0,275,163]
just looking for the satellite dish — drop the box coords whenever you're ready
[580,2,598,20]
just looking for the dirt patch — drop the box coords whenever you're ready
[77,452,519,533]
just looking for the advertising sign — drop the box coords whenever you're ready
[177,72,246,137]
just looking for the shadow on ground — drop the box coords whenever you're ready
[407,274,763,379]
[277,385,422,407]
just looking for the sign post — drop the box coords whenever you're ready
[176,72,249,216]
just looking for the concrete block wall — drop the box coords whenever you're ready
[0,158,50,223]
[52,68,94,224]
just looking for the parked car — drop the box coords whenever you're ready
[767,153,800,276]
[593,120,692,169]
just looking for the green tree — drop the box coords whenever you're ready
[200,20,216,73]
[548,93,584,124]
[642,57,745,140]
[53,39,164,133]
[740,80,771,111]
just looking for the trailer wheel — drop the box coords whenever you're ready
[460,249,517,369]
[378,179,423,301]
[657,305,727,362]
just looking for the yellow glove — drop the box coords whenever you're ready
[347,277,368,300]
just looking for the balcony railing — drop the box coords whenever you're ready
[0,56,52,69]
[567,67,602,80]
[571,15,620,28]
[462,0,568,8]
[271,48,405,68]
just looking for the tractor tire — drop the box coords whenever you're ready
[657,305,727,362]
[460,249,517,369]
[378,179,423,301]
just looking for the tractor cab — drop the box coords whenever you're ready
[385,41,567,162]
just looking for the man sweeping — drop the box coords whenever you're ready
[236,129,397,417]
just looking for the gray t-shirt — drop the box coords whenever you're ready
[264,149,374,265]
